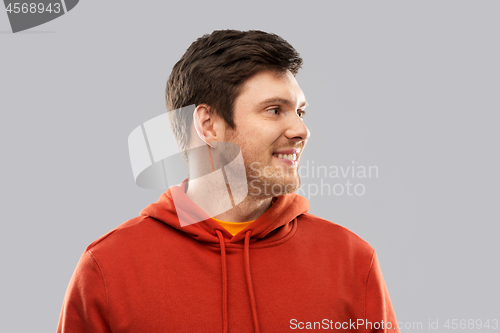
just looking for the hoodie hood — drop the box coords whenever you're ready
[140,178,309,244]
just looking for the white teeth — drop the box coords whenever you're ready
[273,153,297,161]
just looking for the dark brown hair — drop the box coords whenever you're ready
[165,29,303,154]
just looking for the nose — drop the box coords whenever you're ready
[284,112,310,144]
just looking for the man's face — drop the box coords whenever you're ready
[222,69,310,197]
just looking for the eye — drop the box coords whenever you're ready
[267,108,280,115]
[298,110,306,119]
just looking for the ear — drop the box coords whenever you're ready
[194,104,223,148]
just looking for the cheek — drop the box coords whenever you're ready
[238,120,280,154]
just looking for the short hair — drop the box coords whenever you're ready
[165,29,303,154]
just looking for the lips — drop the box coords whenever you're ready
[273,148,301,155]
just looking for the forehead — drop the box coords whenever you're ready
[235,70,307,108]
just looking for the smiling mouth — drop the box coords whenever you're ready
[271,153,299,167]
[272,153,297,161]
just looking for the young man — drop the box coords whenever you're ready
[57,30,399,332]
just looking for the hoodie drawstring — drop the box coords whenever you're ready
[244,230,261,333]
[215,229,229,333]
[214,229,260,333]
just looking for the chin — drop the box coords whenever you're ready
[278,178,301,196]
[247,175,300,198]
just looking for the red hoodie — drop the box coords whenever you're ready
[57,180,399,332]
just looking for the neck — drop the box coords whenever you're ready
[185,179,273,223]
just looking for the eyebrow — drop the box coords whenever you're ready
[258,97,309,108]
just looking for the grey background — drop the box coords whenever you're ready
[1,1,499,332]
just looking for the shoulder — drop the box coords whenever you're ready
[297,212,375,257]
[84,215,171,258]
